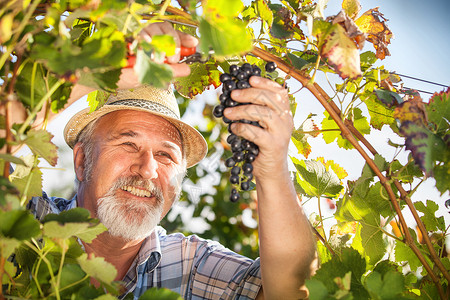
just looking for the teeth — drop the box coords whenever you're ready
[121,186,151,197]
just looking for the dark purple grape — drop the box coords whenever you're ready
[231,166,240,175]
[246,172,253,181]
[245,153,256,163]
[225,157,236,167]
[223,80,236,91]
[248,144,259,155]
[230,189,240,202]
[230,65,240,77]
[265,61,277,72]
[242,163,253,174]
[213,105,225,118]
[242,140,251,150]
[241,180,251,191]
[219,93,228,103]
[227,134,238,144]
[237,81,251,89]
[230,174,240,184]
[252,65,262,76]
[233,151,245,162]
[241,63,251,70]
[225,98,238,107]
[220,73,232,83]
[231,139,242,152]
[236,72,247,81]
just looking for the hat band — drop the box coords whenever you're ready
[109,99,179,120]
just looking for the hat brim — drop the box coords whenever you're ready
[64,105,207,168]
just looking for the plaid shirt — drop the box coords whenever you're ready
[27,194,262,299]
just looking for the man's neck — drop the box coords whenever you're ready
[83,231,145,281]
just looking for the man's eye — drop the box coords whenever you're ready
[157,152,173,161]
[121,142,138,150]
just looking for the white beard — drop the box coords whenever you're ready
[96,177,164,241]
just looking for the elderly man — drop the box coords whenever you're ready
[23,22,316,299]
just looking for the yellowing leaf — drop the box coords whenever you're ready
[10,155,43,199]
[173,62,221,99]
[24,129,58,167]
[316,157,348,180]
[355,8,393,59]
[291,118,320,158]
[342,0,361,19]
[314,19,361,79]
[393,95,426,125]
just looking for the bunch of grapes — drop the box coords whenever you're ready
[213,62,277,202]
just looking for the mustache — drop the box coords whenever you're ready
[105,176,164,203]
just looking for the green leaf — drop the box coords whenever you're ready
[321,108,370,149]
[173,62,221,99]
[434,163,450,195]
[255,0,273,28]
[398,121,448,176]
[389,159,423,183]
[139,287,183,300]
[203,0,243,17]
[199,18,252,58]
[360,51,377,71]
[414,200,445,232]
[151,35,176,57]
[2,260,16,284]
[365,270,405,299]
[292,157,343,198]
[24,129,58,167]
[363,93,395,130]
[286,52,309,71]
[0,209,41,240]
[394,240,422,273]
[43,208,107,242]
[134,49,173,88]
[426,88,450,135]
[0,237,21,258]
[313,19,361,79]
[10,155,43,200]
[77,253,117,285]
[87,90,111,113]
[78,69,121,92]
[308,247,368,299]
[59,264,88,296]
[352,223,386,266]
[306,279,331,300]
[374,89,403,108]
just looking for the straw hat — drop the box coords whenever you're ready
[64,85,207,168]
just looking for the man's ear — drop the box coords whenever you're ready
[73,143,85,182]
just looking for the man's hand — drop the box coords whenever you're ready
[115,21,198,90]
[224,76,293,179]
[224,78,316,299]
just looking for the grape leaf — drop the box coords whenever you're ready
[10,155,43,200]
[316,157,348,180]
[355,8,393,59]
[394,240,422,273]
[365,270,405,299]
[426,88,450,135]
[291,118,320,158]
[269,5,296,39]
[321,108,370,149]
[77,253,117,285]
[313,19,361,79]
[414,200,445,232]
[305,279,330,300]
[24,129,58,167]
[352,223,386,266]
[0,210,41,240]
[398,121,448,176]
[292,157,344,198]
[434,163,450,195]
[134,49,173,89]
[87,90,111,113]
[374,89,403,108]
[362,91,396,130]
[342,0,361,19]
[255,0,273,29]
[285,53,309,70]
[173,62,221,99]
[393,95,426,125]
[59,264,87,297]
[307,247,368,299]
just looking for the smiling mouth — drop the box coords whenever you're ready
[121,185,152,198]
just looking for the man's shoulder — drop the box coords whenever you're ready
[27,193,77,221]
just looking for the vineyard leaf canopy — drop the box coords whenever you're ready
[77,253,117,285]
[426,88,450,135]
[414,200,446,232]
[292,157,343,198]
[342,0,362,19]
[173,62,221,99]
[24,129,58,167]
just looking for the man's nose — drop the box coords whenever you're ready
[131,150,158,179]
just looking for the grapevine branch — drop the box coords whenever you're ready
[250,46,447,298]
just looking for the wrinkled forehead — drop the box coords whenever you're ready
[94,110,182,146]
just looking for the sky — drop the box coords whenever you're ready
[38,0,449,227]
